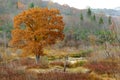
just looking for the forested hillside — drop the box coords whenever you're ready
[0,0,113,47]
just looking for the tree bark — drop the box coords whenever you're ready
[64,55,68,72]
[35,55,40,64]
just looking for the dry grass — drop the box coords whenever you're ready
[0,47,119,80]
[0,61,102,80]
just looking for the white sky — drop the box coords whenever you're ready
[51,0,120,9]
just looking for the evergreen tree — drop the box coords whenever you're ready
[87,8,92,16]
[108,16,112,25]
[92,14,96,21]
[29,2,34,8]
[99,17,104,24]
[80,13,84,21]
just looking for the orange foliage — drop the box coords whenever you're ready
[10,8,64,56]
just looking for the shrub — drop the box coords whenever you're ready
[77,61,86,66]
[0,66,26,80]
[85,61,119,74]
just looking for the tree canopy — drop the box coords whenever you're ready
[10,8,64,57]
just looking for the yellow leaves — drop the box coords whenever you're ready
[50,8,60,15]
[11,29,25,41]
[10,7,64,56]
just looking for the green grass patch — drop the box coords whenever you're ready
[69,49,93,58]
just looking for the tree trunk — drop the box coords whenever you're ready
[35,55,40,64]
[64,56,68,72]
[64,60,66,72]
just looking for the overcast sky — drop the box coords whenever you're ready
[51,0,120,9]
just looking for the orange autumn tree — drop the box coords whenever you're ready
[10,8,64,63]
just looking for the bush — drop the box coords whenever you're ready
[40,56,49,67]
[77,61,86,66]
[85,61,119,74]
[0,66,26,80]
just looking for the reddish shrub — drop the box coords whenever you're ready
[85,61,119,74]
[0,66,26,80]
[0,64,101,80]
[37,72,101,80]
[27,64,49,69]
[20,58,35,66]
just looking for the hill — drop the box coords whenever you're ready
[92,8,120,16]
[0,0,115,47]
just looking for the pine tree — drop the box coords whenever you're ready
[87,8,92,16]
[80,13,84,21]
[108,16,112,25]
[92,14,96,21]
[29,2,34,8]
[99,17,104,24]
